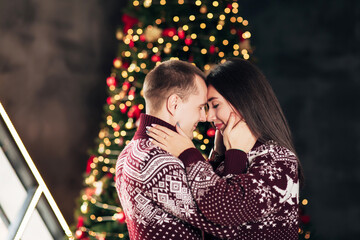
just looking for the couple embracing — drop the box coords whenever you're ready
[115,59,303,240]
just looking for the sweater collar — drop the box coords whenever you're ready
[134,113,176,140]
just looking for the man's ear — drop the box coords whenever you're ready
[166,94,181,116]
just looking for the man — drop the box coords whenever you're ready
[115,60,238,240]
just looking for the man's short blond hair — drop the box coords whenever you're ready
[143,60,206,112]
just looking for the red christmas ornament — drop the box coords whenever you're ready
[129,40,135,48]
[86,156,95,174]
[106,172,113,179]
[127,105,141,119]
[184,38,193,46]
[128,89,135,97]
[75,229,87,239]
[77,216,84,228]
[122,14,139,33]
[113,124,120,131]
[178,30,185,39]
[85,187,96,198]
[106,76,117,87]
[300,215,310,224]
[122,61,130,69]
[151,55,161,62]
[120,105,128,114]
[237,30,245,42]
[227,3,233,9]
[207,128,216,138]
[122,81,131,91]
[162,28,177,37]
[209,45,216,54]
[140,34,146,42]
[188,55,194,62]
[118,137,124,146]
[106,97,112,105]
[116,212,126,223]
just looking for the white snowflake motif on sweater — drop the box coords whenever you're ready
[183,140,300,240]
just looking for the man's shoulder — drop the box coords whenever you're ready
[119,138,184,167]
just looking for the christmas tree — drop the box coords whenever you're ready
[74,0,252,239]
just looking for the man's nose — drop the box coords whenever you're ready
[199,109,206,122]
[206,108,215,122]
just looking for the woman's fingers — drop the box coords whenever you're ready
[150,124,175,136]
[175,122,188,137]
[146,125,170,140]
[146,130,166,145]
[149,138,168,152]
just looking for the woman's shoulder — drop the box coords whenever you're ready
[249,140,298,165]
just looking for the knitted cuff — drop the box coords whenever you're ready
[178,148,205,167]
[224,149,248,175]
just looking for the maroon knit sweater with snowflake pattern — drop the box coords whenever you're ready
[115,114,239,240]
[178,140,300,240]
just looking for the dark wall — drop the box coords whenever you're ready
[241,0,360,239]
[0,0,359,239]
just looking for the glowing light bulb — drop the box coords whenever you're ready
[144,0,152,8]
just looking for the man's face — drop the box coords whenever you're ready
[173,75,207,139]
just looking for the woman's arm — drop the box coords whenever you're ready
[179,143,299,226]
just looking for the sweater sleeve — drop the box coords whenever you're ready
[178,145,299,227]
[143,154,240,239]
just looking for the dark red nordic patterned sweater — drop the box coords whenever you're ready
[115,114,239,240]
[178,140,300,240]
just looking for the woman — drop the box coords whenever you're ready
[147,58,303,239]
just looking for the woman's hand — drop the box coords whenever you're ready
[214,129,225,155]
[146,123,195,157]
[223,113,257,153]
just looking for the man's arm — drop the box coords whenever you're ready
[143,153,239,239]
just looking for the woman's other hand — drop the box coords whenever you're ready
[146,123,195,157]
[214,129,225,155]
[223,113,257,153]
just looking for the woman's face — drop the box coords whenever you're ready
[206,85,242,133]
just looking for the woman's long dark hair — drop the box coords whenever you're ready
[207,58,304,186]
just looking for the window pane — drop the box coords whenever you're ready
[0,147,27,222]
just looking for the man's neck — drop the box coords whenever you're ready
[146,110,176,126]
[133,114,176,140]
